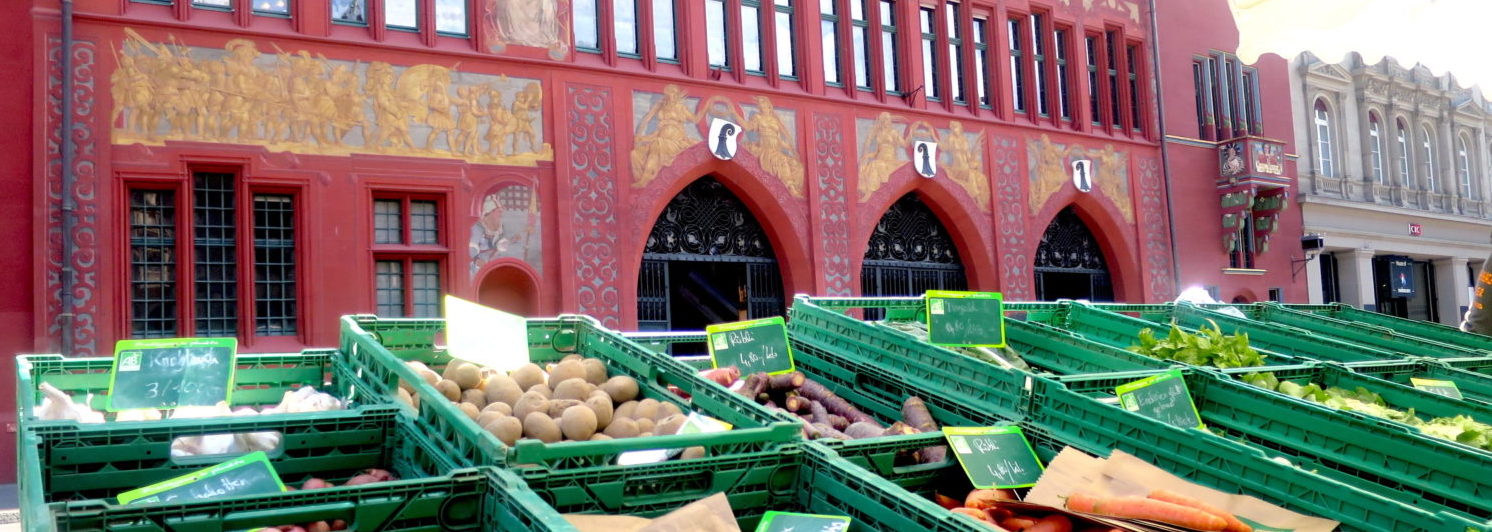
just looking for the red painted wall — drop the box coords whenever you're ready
[1153,0,1305,302]
[0,0,34,484]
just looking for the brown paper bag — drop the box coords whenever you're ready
[563,493,740,532]
[1027,447,1338,532]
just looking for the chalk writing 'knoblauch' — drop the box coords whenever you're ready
[147,349,224,370]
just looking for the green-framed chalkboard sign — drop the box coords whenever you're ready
[754,511,852,532]
[117,451,284,505]
[706,317,795,376]
[1411,378,1463,400]
[924,290,1007,348]
[1116,369,1205,430]
[107,337,238,411]
[942,425,1045,489]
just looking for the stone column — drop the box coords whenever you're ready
[1305,251,1326,304]
[1434,256,1471,326]
[1338,249,1378,310]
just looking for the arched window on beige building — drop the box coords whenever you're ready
[1458,136,1474,199]
[1396,118,1411,187]
[1420,125,1437,192]
[1367,113,1384,183]
[1313,99,1335,177]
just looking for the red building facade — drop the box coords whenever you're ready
[1152,0,1304,304]
[0,0,1309,482]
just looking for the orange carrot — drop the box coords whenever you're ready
[1148,489,1252,532]
[1065,492,1226,531]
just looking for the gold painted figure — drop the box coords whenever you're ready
[1029,134,1078,213]
[742,97,805,197]
[942,121,990,209]
[858,112,909,201]
[631,85,709,187]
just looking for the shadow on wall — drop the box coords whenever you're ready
[477,264,538,316]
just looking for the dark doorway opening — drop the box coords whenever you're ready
[1373,256,1437,322]
[637,178,784,355]
[1035,207,1115,302]
[860,193,967,319]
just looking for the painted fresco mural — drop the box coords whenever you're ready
[855,113,989,209]
[1027,134,1134,222]
[110,29,553,166]
[470,183,542,278]
[485,0,569,59]
[630,85,803,196]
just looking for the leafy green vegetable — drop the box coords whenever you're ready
[1130,322,1266,369]
[1241,376,1492,453]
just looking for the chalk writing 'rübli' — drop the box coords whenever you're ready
[969,437,1002,453]
[726,330,757,344]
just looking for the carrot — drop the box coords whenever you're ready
[950,507,993,523]
[698,366,740,387]
[798,379,879,426]
[1148,489,1252,532]
[934,493,963,510]
[1065,493,1226,531]
[902,396,947,464]
[1025,515,1072,532]
[766,371,806,391]
[1001,516,1037,530]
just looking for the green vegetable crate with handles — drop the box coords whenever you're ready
[787,294,1492,532]
[1336,358,1492,406]
[1055,365,1492,525]
[336,314,802,471]
[1230,302,1492,359]
[22,404,569,532]
[1287,302,1492,354]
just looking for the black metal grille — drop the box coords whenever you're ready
[410,200,439,245]
[374,199,402,244]
[638,260,670,331]
[746,262,785,319]
[129,190,178,338]
[861,193,966,319]
[193,173,238,336]
[375,260,404,317]
[644,178,775,258]
[412,261,442,317]
[253,194,296,336]
[1035,206,1113,301]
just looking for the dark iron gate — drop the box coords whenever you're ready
[637,178,784,333]
[861,194,967,319]
[1034,207,1114,301]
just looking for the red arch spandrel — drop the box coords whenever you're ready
[854,166,997,291]
[1033,194,1143,303]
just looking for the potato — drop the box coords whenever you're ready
[461,389,488,409]
[965,489,1015,510]
[526,383,553,399]
[655,414,686,436]
[585,393,614,429]
[434,379,462,402]
[484,415,523,446]
[548,359,586,386]
[561,354,584,363]
[601,376,640,403]
[394,388,415,408]
[546,399,584,418]
[632,399,660,421]
[560,405,599,440]
[638,432,653,437]
[509,363,547,392]
[523,412,562,443]
[680,446,705,460]
[476,411,507,428]
[602,417,640,439]
[581,358,609,385]
[635,417,655,434]
[457,402,481,421]
[655,401,683,421]
[552,378,595,401]
[512,391,549,420]
[448,363,482,390]
[484,375,524,406]
[481,402,513,416]
[614,400,639,420]
[589,433,613,441]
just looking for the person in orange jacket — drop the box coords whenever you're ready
[1463,253,1492,335]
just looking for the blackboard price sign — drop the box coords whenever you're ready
[924,291,1007,348]
[706,317,795,376]
[754,511,852,532]
[1411,378,1464,400]
[107,338,237,411]
[117,451,284,505]
[1116,369,1205,430]
[942,425,1045,489]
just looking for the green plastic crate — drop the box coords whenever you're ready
[518,442,989,532]
[1298,302,1492,353]
[337,314,801,471]
[16,349,368,429]
[22,405,477,531]
[790,295,1492,532]
[1056,366,1492,522]
[1337,358,1492,406]
[1241,303,1490,359]
[42,467,568,532]
[1093,302,1400,363]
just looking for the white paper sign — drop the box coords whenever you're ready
[443,295,530,372]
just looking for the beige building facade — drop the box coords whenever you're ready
[1290,53,1492,324]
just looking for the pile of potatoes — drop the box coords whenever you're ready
[396,354,697,449]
